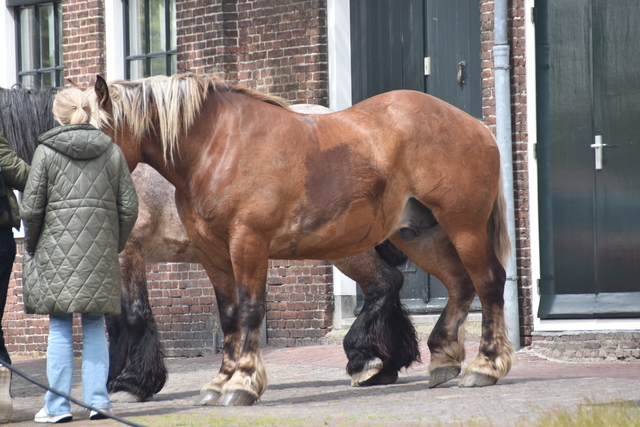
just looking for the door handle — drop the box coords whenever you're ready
[457,61,466,86]
[590,135,617,170]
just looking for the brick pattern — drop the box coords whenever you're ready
[266,260,334,347]
[61,0,106,86]
[145,263,217,358]
[177,0,328,104]
[480,0,532,346]
[5,240,49,357]
[532,332,640,362]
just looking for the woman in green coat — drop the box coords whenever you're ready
[21,88,138,423]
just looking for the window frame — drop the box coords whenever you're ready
[124,0,177,79]
[13,0,63,88]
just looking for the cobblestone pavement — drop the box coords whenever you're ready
[7,341,640,426]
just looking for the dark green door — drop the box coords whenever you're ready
[350,0,482,312]
[537,0,640,318]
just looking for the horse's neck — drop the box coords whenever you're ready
[139,141,189,196]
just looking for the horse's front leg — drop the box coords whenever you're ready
[195,255,242,406]
[195,238,268,407]
[332,245,421,387]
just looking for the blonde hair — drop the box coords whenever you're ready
[53,87,92,125]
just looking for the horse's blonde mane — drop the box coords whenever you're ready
[87,73,289,163]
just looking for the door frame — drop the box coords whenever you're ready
[327,0,357,330]
[526,0,640,332]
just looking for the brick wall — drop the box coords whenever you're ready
[145,262,217,358]
[4,240,48,357]
[61,0,106,86]
[171,0,334,351]
[480,0,532,346]
[532,331,640,362]
[144,258,335,356]
[266,261,334,347]
[177,0,328,105]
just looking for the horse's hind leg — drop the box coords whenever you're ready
[106,241,167,401]
[389,228,475,388]
[455,239,514,387]
[435,223,515,387]
[331,246,421,387]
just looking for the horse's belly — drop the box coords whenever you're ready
[269,198,400,260]
[145,237,200,263]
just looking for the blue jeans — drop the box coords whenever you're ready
[44,313,112,415]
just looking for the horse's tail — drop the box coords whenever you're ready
[488,173,511,268]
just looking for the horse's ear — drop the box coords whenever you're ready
[65,79,81,88]
[94,75,111,110]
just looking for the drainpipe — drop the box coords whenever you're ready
[494,0,521,351]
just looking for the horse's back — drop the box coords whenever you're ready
[318,90,500,205]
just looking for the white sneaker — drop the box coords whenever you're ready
[34,409,72,423]
[0,366,11,423]
[89,407,113,420]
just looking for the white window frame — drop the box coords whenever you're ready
[0,0,18,88]
[123,0,177,79]
[105,0,125,81]
[327,0,356,329]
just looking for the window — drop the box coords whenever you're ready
[125,0,177,79]
[12,1,63,88]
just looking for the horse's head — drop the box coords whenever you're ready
[93,75,142,171]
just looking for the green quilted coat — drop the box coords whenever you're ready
[20,124,138,315]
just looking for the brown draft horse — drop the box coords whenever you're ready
[88,73,514,406]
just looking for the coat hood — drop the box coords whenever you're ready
[38,124,112,160]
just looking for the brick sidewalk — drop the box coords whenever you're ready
[7,342,640,426]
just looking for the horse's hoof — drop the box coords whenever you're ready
[195,390,221,406]
[354,369,398,387]
[109,391,143,403]
[458,372,498,387]
[216,389,259,406]
[350,358,384,387]
[428,366,461,388]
